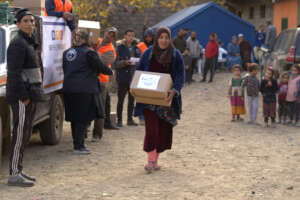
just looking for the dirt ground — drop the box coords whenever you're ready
[1,72,300,200]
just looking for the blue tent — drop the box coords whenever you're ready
[152,2,256,48]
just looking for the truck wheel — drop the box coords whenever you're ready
[39,95,64,145]
[0,116,3,167]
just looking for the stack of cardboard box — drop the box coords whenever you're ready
[13,0,45,16]
[78,20,101,45]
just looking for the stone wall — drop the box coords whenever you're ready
[108,6,174,39]
[106,0,274,39]
[108,0,211,40]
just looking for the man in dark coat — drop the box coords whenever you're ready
[6,9,44,188]
[265,20,277,50]
[238,34,252,70]
[115,29,140,127]
[62,29,112,154]
[172,29,187,53]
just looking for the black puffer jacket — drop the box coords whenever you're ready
[6,30,43,104]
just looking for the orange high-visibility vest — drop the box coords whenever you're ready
[137,42,148,55]
[97,38,117,83]
[45,0,72,16]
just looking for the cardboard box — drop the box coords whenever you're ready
[78,20,100,45]
[130,70,173,107]
[14,0,45,16]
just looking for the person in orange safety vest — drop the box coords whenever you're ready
[137,28,154,55]
[92,27,119,141]
[45,0,75,31]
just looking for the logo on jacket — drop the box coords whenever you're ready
[66,48,77,61]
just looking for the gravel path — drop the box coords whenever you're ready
[1,72,300,200]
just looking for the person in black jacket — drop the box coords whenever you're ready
[115,29,140,127]
[6,9,44,187]
[62,29,112,154]
[260,67,279,128]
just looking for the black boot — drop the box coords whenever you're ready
[127,119,138,126]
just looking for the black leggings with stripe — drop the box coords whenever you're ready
[10,101,36,176]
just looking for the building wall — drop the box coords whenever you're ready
[225,0,273,30]
[273,0,298,33]
[13,0,45,15]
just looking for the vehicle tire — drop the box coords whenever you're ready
[39,95,64,145]
[0,116,3,167]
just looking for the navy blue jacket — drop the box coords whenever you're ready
[115,40,141,84]
[134,47,185,119]
[45,0,75,31]
[62,45,112,94]
[255,31,266,47]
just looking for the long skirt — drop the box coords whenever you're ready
[231,96,246,115]
[143,109,173,153]
[64,93,103,123]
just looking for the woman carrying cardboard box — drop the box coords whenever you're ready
[133,27,185,173]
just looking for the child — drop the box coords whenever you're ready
[218,41,228,70]
[242,63,260,125]
[286,64,300,126]
[228,64,246,122]
[183,49,193,84]
[260,67,279,128]
[278,72,289,124]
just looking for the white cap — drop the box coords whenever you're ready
[238,33,244,37]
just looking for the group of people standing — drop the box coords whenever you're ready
[64,27,185,173]
[227,20,278,71]
[4,0,282,188]
[228,63,300,128]
[5,0,185,187]
[172,29,220,84]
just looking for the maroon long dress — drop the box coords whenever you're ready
[143,57,173,153]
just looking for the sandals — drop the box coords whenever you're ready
[144,162,155,174]
[154,164,161,171]
[144,162,161,173]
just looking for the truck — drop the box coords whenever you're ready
[0,4,65,167]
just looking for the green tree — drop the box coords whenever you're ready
[0,0,11,3]
[72,0,224,26]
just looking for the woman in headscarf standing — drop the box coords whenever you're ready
[133,27,185,173]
